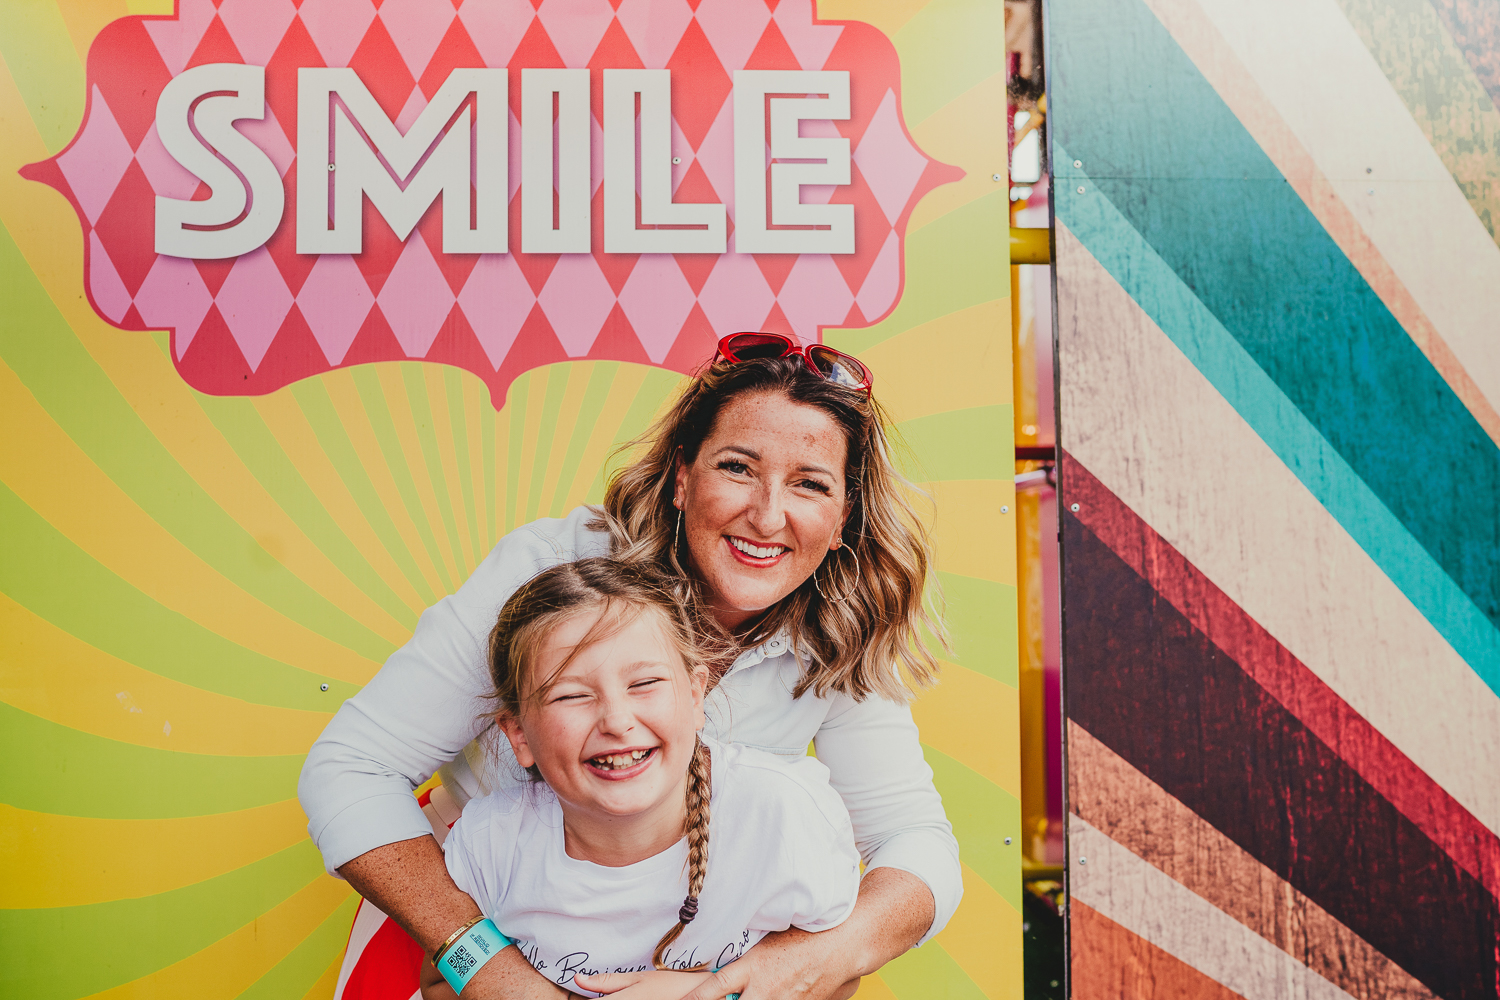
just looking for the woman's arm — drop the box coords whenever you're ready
[575,868,930,1000]
[811,694,962,941]
[299,510,603,876]
[342,835,571,1000]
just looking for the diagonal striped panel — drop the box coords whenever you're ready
[1053,0,1500,996]
[0,3,1018,1000]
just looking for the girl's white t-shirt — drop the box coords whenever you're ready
[442,737,862,995]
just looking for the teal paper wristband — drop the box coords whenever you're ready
[436,917,512,994]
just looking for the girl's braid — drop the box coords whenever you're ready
[652,738,713,971]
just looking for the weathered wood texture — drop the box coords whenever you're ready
[1050,0,1500,997]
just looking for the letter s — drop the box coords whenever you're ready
[155,63,285,259]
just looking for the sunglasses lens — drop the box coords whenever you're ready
[807,346,869,388]
[724,333,793,361]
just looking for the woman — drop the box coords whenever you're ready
[299,333,960,1000]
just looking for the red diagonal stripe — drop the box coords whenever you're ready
[1063,450,1500,903]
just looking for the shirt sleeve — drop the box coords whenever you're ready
[780,759,863,934]
[812,694,962,945]
[297,508,597,876]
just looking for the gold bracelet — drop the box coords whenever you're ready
[432,914,486,967]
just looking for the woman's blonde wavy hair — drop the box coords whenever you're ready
[593,354,944,702]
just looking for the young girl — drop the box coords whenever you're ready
[420,558,862,999]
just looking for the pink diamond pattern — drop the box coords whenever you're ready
[456,0,534,69]
[618,255,696,363]
[460,254,535,369]
[217,247,295,370]
[31,0,950,408]
[379,0,457,81]
[57,87,134,225]
[396,86,429,133]
[534,0,616,68]
[615,0,695,69]
[697,247,775,334]
[298,0,379,68]
[88,233,132,323]
[143,0,215,75]
[299,254,375,364]
[218,0,298,66]
[135,254,214,358]
[854,89,929,227]
[778,254,853,343]
[774,0,843,71]
[694,0,772,80]
[379,232,457,358]
[538,254,617,355]
[855,230,901,322]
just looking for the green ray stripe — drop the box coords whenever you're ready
[0,482,354,709]
[0,840,324,1000]
[1050,0,1500,663]
[0,701,304,818]
[550,362,621,518]
[189,379,417,631]
[402,365,467,578]
[444,366,483,568]
[483,384,498,550]
[892,0,1007,127]
[236,892,360,1000]
[1337,0,1500,241]
[937,572,1018,687]
[826,191,1010,356]
[290,378,437,606]
[0,223,392,662]
[896,406,1012,483]
[923,746,1021,911]
[879,941,988,1000]
[526,365,572,524]
[505,373,532,535]
[352,366,455,594]
[583,366,684,506]
[0,2,83,154]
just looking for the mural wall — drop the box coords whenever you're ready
[0,1,1018,998]
[1051,0,1500,997]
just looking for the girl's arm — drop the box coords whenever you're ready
[343,835,572,1000]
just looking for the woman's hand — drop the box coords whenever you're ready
[339,835,572,1000]
[572,969,714,1000]
[584,868,932,1000]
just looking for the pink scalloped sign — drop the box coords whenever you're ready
[22,0,959,408]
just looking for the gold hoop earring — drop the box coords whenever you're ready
[814,545,860,603]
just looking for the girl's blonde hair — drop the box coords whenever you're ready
[486,558,723,972]
[595,354,944,701]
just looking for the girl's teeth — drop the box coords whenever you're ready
[593,749,651,770]
[730,538,787,559]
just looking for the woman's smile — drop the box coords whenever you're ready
[725,535,791,565]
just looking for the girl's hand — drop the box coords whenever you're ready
[572,969,714,999]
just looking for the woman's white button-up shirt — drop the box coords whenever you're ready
[297,506,961,944]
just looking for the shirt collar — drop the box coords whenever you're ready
[728,630,795,673]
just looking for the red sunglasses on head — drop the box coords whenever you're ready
[714,333,873,394]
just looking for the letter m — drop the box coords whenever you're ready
[297,68,507,254]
